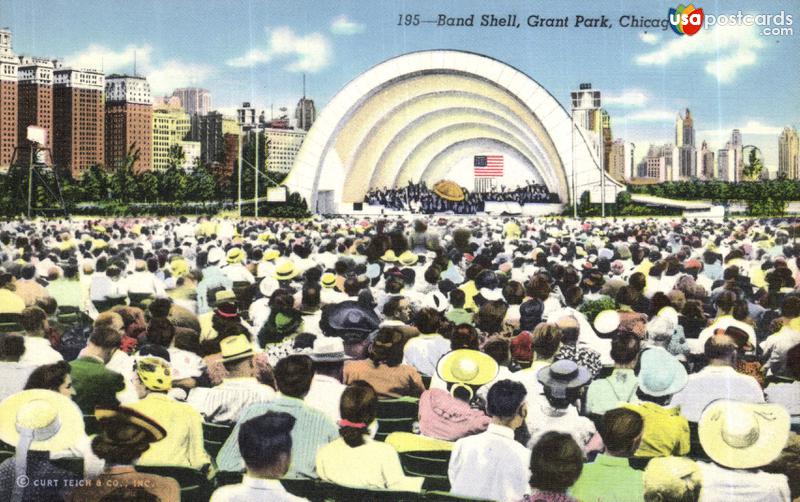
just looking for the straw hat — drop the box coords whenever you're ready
[207,247,225,265]
[309,337,352,362]
[226,247,245,264]
[594,310,621,335]
[699,400,789,469]
[437,349,499,387]
[398,251,419,266]
[220,334,254,364]
[321,272,337,288]
[537,360,591,399]
[263,249,280,262]
[380,250,398,263]
[95,406,166,443]
[0,389,83,453]
[273,260,298,281]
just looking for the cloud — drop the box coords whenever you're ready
[65,44,153,73]
[639,32,660,45]
[146,60,216,95]
[699,120,784,141]
[65,44,215,95]
[330,15,365,35]
[635,24,766,83]
[227,26,332,72]
[604,89,649,107]
[620,109,676,122]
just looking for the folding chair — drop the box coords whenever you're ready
[0,312,22,333]
[203,422,234,459]
[375,396,419,441]
[399,450,451,491]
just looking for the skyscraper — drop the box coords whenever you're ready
[677,109,696,179]
[778,127,799,179]
[717,146,734,182]
[172,88,211,116]
[700,141,715,179]
[607,138,632,182]
[730,129,743,182]
[294,75,316,132]
[264,126,306,175]
[152,102,192,171]
[53,67,104,178]
[105,75,153,173]
[17,56,55,162]
[0,28,18,169]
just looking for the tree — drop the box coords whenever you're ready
[110,144,139,202]
[742,148,763,180]
[80,165,111,201]
[136,171,159,202]
[184,163,216,201]
[158,164,187,202]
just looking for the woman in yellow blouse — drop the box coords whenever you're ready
[316,381,424,492]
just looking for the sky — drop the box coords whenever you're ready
[2,0,798,169]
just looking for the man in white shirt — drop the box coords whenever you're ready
[188,335,275,425]
[448,379,531,502]
[223,248,255,284]
[670,334,764,422]
[303,337,348,423]
[125,259,166,298]
[402,308,451,377]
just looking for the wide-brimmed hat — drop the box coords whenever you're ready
[479,287,503,302]
[226,247,245,264]
[309,337,352,362]
[95,406,166,443]
[638,347,687,397]
[273,260,298,281]
[320,301,381,339]
[0,389,84,453]
[321,272,337,288]
[380,250,398,262]
[699,400,789,469]
[437,349,499,387]
[207,247,225,265]
[537,360,591,398]
[220,334,254,363]
[594,310,621,335]
[263,249,280,262]
[398,250,419,266]
[215,289,237,305]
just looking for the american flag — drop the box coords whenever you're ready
[474,155,504,177]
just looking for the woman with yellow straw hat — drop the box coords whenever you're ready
[0,389,84,502]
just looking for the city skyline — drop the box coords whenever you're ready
[1,0,798,170]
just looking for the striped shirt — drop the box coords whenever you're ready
[216,395,338,478]
[187,378,276,425]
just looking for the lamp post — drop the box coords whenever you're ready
[237,125,243,218]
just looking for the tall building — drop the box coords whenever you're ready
[187,111,237,164]
[264,127,306,174]
[152,106,191,171]
[730,129,743,182]
[676,109,696,179]
[172,87,211,116]
[778,127,799,179]
[717,146,734,182]
[601,110,613,173]
[53,67,104,177]
[17,56,55,163]
[294,76,316,132]
[607,138,632,182]
[0,28,18,169]
[700,141,715,179]
[635,144,679,182]
[104,75,152,173]
[237,102,256,131]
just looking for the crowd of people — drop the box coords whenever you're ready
[365,182,558,213]
[0,213,798,501]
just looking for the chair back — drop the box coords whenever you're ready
[0,312,22,333]
[688,421,710,460]
[203,422,234,459]
[135,465,211,501]
[375,396,419,441]
[128,292,154,309]
[315,481,421,502]
[399,450,451,491]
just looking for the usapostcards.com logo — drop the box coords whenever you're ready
[668,3,704,36]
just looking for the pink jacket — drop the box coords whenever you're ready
[418,388,490,441]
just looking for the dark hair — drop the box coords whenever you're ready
[424,266,441,285]
[0,334,25,362]
[24,361,70,392]
[382,296,407,319]
[449,289,466,309]
[601,408,644,454]
[529,432,583,492]
[529,276,551,301]
[611,331,641,365]
[502,281,525,305]
[414,307,441,334]
[36,296,57,316]
[786,343,800,380]
[483,337,510,365]
[782,296,800,318]
[704,334,737,361]
[486,379,527,418]
[301,283,321,309]
[451,324,479,350]
[90,326,123,349]
[474,300,508,334]
[238,411,296,471]
[564,286,584,309]
[629,272,646,292]
[715,290,737,314]
[20,306,47,332]
[274,355,314,398]
[683,300,705,320]
[339,381,378,448]
[370,327,405,366]
[92,415,159,464]
[616,286,637,307]
[146,317,175,347]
